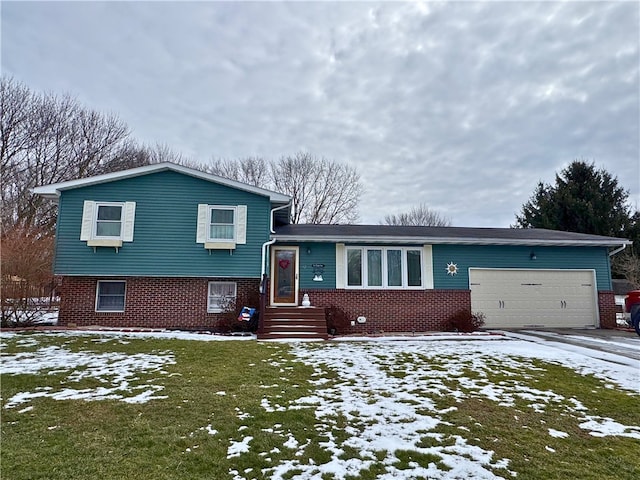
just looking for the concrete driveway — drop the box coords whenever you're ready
[499,328,640,364]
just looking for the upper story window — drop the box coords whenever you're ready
[80,200,136,248]
[196,204,247,249]
[95,203,123,238]
[209,207,236,241]
[346,246,423,289]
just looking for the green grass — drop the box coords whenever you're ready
[1,333,639,480]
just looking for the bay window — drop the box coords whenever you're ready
[346,247,424,288]
[367,249,382,286]
[407,249,422,286]
[347,249,362,286]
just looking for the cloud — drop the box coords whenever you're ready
[2,1,638,226]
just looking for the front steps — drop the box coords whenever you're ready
[258,306,328,341]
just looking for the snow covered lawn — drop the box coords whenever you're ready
[1,330,638,479]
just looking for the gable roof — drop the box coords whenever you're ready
[32,162,292,204]
[274,224,631,247]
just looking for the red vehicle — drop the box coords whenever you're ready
[624,290,640,336]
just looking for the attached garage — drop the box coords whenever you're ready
[470,268,599,328]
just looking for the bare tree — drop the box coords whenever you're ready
[0,77,148,234]
[204,152,363,224]
[0,78,177,299]
[206,156,269,187]
[108,142,184,172]
[613,252,640,289]
[382,203,451,226]
[274,153,362,224]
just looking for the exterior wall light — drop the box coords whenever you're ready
[530,252,537,260]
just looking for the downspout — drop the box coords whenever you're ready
[260,202,291,293]
[260,240,276,293]
[258,202,291,337]
[608,244,627,257]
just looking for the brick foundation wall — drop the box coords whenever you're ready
[301,289,472,334]
[59,276,260,329]
[598,291,616,329]
[58,279,613,332]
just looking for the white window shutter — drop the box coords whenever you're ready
[122,202,136,242]
[335,243,346,289]
[423,244,434,289]
[236,205,247,244]
[80,200,95,240]
[196,204,208,243]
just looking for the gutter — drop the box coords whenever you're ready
[272,234,632,248]
[608,244,627,257]
[269,204,290,235]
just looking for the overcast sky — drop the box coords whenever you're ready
[2,1,639,227]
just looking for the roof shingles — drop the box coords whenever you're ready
[274,224,629,247]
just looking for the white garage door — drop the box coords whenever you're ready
[469,269,598,328]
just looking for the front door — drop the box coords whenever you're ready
[271,247,298,305]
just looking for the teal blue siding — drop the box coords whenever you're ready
[275,242,337,289]
[279,242,613,292]
[54,170,271,277]
[432,244,612,290]
[293,243,337,289]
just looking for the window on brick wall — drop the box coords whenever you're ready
[208,282,237,313]
[346,247,424,289]
[96,280,126,312]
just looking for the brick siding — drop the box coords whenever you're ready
[58,276,260,330]
[58,277,617,332]
[301,289,472,334]
[597,291,617,329]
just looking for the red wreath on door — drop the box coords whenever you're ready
[278,259,290,270]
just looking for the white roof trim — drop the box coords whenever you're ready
[32,162,291,203]
[273,234,631,248]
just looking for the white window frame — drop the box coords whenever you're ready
[95,280,126,312]
[94,202,124,239]
[207,281,237,313]
[81,200,136,249]
[345,246,425,289]
[206,206,237,243]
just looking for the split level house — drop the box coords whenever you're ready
[33,162,630,339]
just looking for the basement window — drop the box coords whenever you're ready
[207,282,237,313]
[96,280,126,312]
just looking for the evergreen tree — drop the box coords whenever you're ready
[514,160,632,237]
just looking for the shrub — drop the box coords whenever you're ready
[446,310,486,333]
[325,305,351,335]
[217,289,261,333]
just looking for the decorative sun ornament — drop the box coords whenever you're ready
[446,262,458,276]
